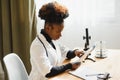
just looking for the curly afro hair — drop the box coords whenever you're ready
[38,1,69,24]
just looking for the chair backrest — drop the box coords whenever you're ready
[3,53,28,80]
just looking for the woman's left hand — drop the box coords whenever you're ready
[74,49,84,58]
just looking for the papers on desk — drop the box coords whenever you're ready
[69,45,97,80]
[69,67,99,80]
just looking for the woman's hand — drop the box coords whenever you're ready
[74,49,84,58]
[71,62,81,70]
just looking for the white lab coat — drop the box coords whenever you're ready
[29,33,69,80]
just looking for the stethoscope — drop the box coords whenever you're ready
[86,72,111,80]
[37,35,48,57]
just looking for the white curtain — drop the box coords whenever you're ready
[35,0,120,49]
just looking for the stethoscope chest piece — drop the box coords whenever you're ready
[97,73,111,80]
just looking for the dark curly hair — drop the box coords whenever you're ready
[38,1,69,24]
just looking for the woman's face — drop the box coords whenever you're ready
[46,23,64,40]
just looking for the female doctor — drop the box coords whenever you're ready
[29,1,84,80]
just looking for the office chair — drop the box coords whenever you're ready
[3,53,29,80]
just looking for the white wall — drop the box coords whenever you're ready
[35,0,120,49]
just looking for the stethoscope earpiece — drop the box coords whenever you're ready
[97,73,111,80]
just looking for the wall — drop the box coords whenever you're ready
[35,0,120,49]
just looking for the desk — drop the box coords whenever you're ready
[48,49,120,80]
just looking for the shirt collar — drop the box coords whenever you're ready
[41,29,52,43]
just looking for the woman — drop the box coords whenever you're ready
[29,1,84,80]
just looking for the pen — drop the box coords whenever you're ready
[86,73,103,77]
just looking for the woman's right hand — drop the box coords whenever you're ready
[71,62,81,70]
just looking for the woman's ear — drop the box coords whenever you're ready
[46,25,51,31]
[45,23,52,33]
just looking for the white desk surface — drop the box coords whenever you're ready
[48,49,120,80]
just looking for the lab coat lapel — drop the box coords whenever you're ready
[38,34,60,65]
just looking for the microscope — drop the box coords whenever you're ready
[83,28,91,51]
[83,28,95,62]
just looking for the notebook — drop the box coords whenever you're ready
[69,67,98,80]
